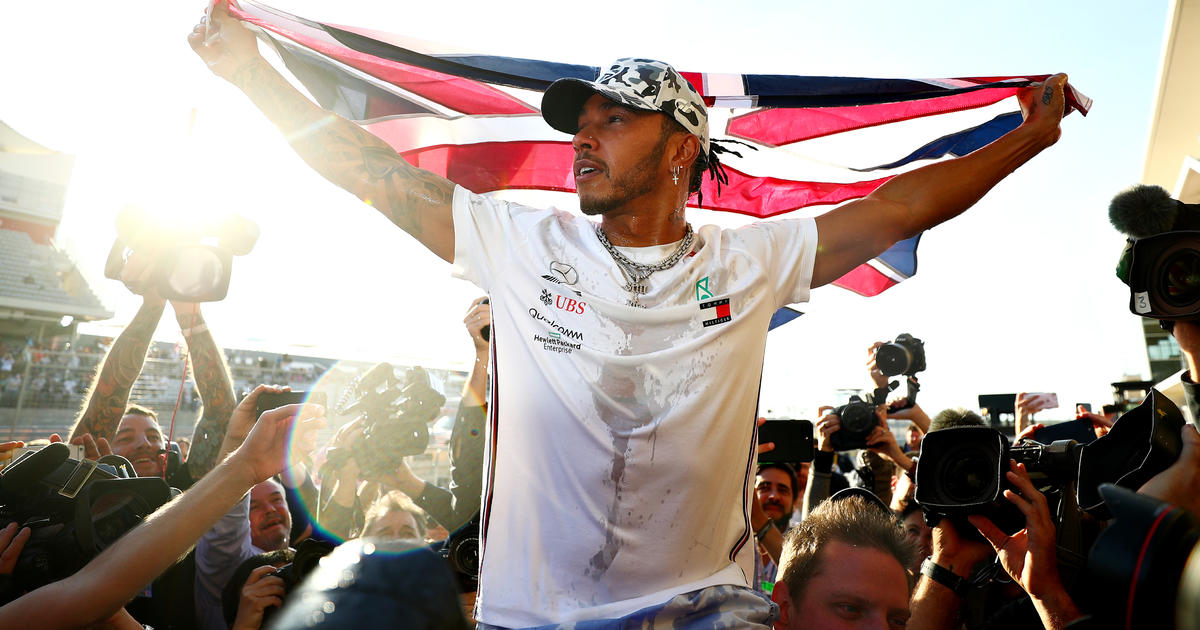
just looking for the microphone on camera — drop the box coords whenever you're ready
[1109,184,1200,237]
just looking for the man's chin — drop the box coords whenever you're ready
[132,462,162,478]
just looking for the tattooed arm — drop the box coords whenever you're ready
[172,302,236,478]
[811,74,1069,289]
[188,4,455,262]
[68,296,165,442]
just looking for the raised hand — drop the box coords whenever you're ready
[188,1,262,83]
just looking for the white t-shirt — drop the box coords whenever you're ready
[452,186,817,626]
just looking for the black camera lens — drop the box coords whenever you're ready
[874,343,911,377]
[938,444,997,504]
[1159,249,1200,307]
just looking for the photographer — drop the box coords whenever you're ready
[0,399,324,630]
[373,297,490,533]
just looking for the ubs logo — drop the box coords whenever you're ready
[554,294,586,315]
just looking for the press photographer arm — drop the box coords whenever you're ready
[0,402,325,630]
[802,412,839,520]
[968,460,1084,630]
[907,517,996,630]
[68,291,165,442]
[171,301,237,479]
[188,2,455,262]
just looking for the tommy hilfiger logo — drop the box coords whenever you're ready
[695,276,714,301]
[700,298,731,327]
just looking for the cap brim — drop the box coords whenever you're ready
[541,78,657,136]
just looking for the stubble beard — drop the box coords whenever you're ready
[579,134,669,216]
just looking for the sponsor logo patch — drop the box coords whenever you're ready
[528,307,584,354]
[700,298,732,327]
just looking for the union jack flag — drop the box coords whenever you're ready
[225,0,1090,296]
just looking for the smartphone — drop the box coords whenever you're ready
[757,419,815,464]
[1025,392,1059,411]
[256,391,327,418]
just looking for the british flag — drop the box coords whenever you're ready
[225,0,1090,297]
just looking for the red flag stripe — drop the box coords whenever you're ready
[727,88,1020,147]
[229,2,536,115]
[831,263,899,297]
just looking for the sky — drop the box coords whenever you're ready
[0,0,1174,419]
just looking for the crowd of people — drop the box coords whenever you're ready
[1,3,1198,628]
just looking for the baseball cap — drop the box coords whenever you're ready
[541,58,710,156]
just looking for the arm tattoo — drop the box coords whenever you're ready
[69,300,165,441]
[178,314,236,479]
[235,60,453,243]
[1041,85,1053,106]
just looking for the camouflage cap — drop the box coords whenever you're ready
[541,58,710,155]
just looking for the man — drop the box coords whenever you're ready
[756,463,800,531]
[191,6,1066,625]
[772,495,915,630]
[112,404,168,478]
[247,478,292,552]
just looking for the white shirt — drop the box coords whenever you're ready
[452,187,817,626]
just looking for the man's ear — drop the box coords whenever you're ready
[771,581,791,630]
[669,132,701,172]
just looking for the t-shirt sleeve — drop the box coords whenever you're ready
[451,185,515,291]
[735,217,819,307]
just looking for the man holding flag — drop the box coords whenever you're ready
[190,2,1068,626]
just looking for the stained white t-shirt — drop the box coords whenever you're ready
[451,186,817,626]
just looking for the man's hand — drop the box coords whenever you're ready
[464,297,492,354]
[865,413,914,473]
[1016,73,1067,147]
[1139,424,1200,518]
[1015,392,1052,433]
[866,341,890,389]
[969,460,1083,629]
[814,413,840,453]
[231,565,285,630]
[221,384,290,456]
[229,402,325,485]
[188,1,261,84]
[0,441,22,471]
[0,522,31,575]
[930,517,993,580]
[68,433,113,461]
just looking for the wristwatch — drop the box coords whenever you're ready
[920,557,970,598]
[754,521,774,541]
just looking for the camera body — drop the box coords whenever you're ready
[103,204,259,302]
[332,364,446,479]
[438,513,481,593]
[1124,230,1200,320]
[874,333,926,377]
[0,443,171,595]
[830,394,882,452]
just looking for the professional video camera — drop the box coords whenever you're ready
[328,363,446,479]
[0,443,171,596]
[1110,184,1200,321]
[915,388,1185,534]
[874,333,926,377]
[103,203,259,302]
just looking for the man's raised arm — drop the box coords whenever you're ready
[188,3,455,262]
[810,74,1068,288]
[68,295,165,442]
[171,302,236,478]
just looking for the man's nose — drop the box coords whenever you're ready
[572,125,595,151]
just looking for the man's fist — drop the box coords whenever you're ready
[188,1,262,83]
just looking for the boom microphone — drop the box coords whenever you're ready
[1109,184,1180,238]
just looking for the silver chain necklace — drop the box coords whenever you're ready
[595,223,694,308]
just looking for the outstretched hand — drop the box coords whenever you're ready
[967,461,1071,606]
[188,1,261,83]
[229,402,325,484]
[0,522,31,575]
[1016,73,1068,146]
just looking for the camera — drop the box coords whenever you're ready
[274,538,336,590]
[874,333,926,377]
[0,443,171,595]
[329,363,446,479]
[1109,184,1200,320]
[438,513,481,593]
[103,204,259,302]
[915,388,1185,533]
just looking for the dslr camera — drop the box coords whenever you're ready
[830,385,891,452]
[0,443,172,597]
[103,204,259,302]
[874,333,926,377]
[327,363,446,479]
